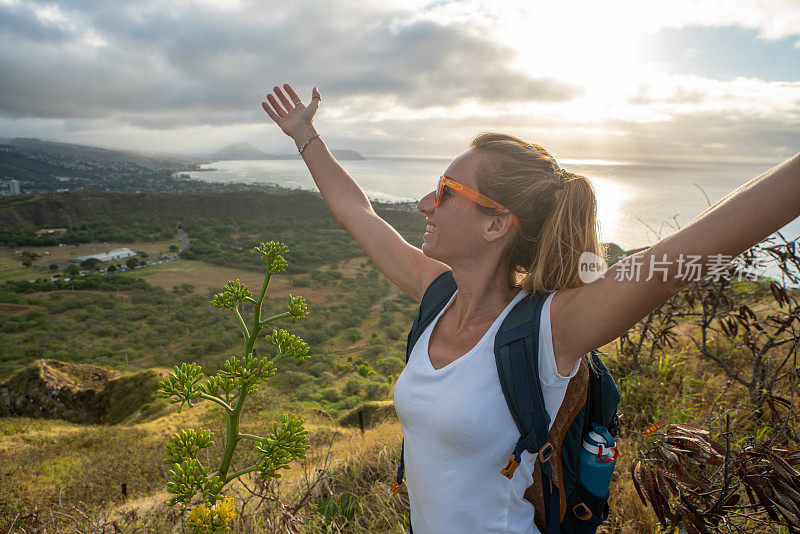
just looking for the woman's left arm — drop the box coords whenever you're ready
[551,152,800,376]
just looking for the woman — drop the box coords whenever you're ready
[262,83,800,533]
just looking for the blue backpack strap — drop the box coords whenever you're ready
[393,270,458,496]
[495,292,563,534]
[405,270,458,363]
[495,292,552,469]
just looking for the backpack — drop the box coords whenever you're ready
[392,270,621,534]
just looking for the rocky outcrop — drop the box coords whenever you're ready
[0,359,161,424]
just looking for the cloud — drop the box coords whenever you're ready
[0,0,580,128]
[407,0,800,44]
[621,73,800,115]
[651,0,800,44]
[0,0,798,161]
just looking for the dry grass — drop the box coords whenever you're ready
[2,274,797,533]
[117,259,340,302]
[4,369,794,534]
[0,252,30,282]
[0,396,412,533]
[117,259,268,294]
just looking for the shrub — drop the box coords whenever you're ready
[356,363,375,377]
[365,380,390,400]
[344,375,367,396]
[344,327,363,342]
[376,356,405,376]
[316,387,342,403]
[384,325,404,340]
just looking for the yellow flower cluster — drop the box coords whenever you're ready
[187,497,236,533]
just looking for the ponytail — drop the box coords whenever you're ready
[469,133,605,294]
[524,171,605,293]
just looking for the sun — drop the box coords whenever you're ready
[455,1,651,123]
[507,11,645,90]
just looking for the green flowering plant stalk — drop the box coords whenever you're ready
[158,242,311,530]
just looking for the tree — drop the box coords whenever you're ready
[63,264,80,277]
[679,237,800,427]
[169,244,179,252]
[80,258,101,270]
[126,257,139,269]
[48,264,59,271]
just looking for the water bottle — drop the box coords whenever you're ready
[577,422,618,497]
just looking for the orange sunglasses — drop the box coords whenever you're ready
[435,175,521,230]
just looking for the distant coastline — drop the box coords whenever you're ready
[209,142,365,161]
[3,137,797,266]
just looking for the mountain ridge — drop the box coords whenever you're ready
[1,137,197,168]
[209,141,365,161]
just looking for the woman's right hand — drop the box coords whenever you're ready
[261,83,321,140]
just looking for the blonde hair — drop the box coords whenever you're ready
[470,132,605,294]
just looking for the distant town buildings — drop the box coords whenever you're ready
[72,247,137,263]
[1,179,20,196]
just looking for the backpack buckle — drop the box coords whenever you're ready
[500,454,520,479]
[573,502,593,521]
[538,441,554,463]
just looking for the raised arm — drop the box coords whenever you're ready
[261,84,448,302]
[551,153,800,376]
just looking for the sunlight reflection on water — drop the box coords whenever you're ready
[186,156,799,284]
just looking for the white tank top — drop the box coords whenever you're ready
[393,289,580,534]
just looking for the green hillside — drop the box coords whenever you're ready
[0,190,423,272]
[1,188,798,533]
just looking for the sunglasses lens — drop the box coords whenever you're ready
[435,177,443,205]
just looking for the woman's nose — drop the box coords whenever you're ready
[417,190,436,215]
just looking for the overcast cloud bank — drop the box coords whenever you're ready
[0,0,798,162]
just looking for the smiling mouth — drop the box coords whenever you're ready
[426,224,436,233]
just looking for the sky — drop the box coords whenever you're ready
[0,0,799,163]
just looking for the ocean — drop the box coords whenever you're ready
[184,155,800,283]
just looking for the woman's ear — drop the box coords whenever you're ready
[483,213,515,243]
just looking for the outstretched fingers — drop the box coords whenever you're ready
[261,100,280,121]
[264,94,286,119]
[262,83,320,129]
[283,84,303,105]
[274,86,294,111]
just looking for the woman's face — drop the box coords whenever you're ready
[417,149,492,263]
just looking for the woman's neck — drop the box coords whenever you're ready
[447,264,520,330]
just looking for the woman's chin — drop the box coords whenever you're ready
[421,240,443,261]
